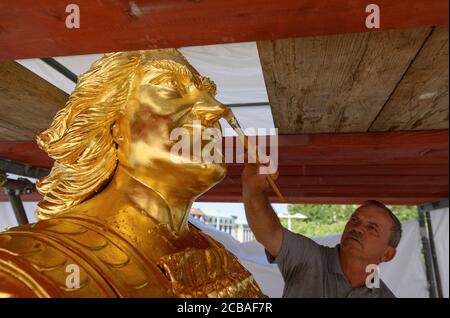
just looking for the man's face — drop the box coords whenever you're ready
[114,58,227,199]
[341,205,397,264]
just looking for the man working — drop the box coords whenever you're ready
[242,164,401,298]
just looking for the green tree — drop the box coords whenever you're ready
[387,205,417,221]
[288,204,355,224]
[284,204,417,237]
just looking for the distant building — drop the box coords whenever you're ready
[189,207,254,242]
[190,207,206,223]
[232,218,254,243]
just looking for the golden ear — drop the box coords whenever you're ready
[111,123,123,144]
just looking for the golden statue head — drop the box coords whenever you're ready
[35,49,228,221]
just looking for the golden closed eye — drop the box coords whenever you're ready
[151,78,189,97]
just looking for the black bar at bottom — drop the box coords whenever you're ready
[426,211,444,298]
[417,208,437,298]
[7,190,29,226]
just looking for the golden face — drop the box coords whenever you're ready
[113,58,227,199]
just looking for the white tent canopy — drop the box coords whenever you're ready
[16,42,275,136]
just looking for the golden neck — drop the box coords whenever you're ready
[70,164,192,235]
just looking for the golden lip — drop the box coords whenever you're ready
[181,123,222,135]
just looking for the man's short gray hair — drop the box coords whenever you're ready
[360,200,402,248]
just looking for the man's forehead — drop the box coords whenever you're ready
[353,206,392,224]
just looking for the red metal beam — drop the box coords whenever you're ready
[0,130,448,205]
[0,0,448,60]
[0,141,53,168]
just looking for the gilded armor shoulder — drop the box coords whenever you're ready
[0,217,173,297]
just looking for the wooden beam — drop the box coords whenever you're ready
[226,164,449,176]
[2,186,446,205]
[0,130,447,205]
[1,192,442,205]
[0,141,53,168]
[196,194,445,206]
[370,26,449,131]
[0,192,42,202]
[257,27,432,134]
[0,0,448,60]
[227,130,449,165]
[1,130,447,167]
[206,186,448,201]
[0,61,68,141]
[223,175,449,187]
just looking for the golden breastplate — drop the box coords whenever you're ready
[0,215,264,298]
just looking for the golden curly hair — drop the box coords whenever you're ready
[35,49,216,220]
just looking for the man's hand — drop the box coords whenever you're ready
[241,163,279,197]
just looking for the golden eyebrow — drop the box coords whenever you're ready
[147,73,187,94]
[150,74,217,97]
[145,60,217,96]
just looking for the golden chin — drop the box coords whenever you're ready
[0,49,265,298]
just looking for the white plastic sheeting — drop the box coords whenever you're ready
[18,43,268,104]
[431,208,449,298]
[0,201,38,231]
[378,220,429,297]
[16,42,274,136]
[179,43,269,104]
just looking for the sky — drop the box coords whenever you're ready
[192,202,289,222]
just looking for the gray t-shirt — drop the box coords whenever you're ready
[266,227,396,298]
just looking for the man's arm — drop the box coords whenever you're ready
[242,163,283,258]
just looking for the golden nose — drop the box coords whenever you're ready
[192,100,229,127]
